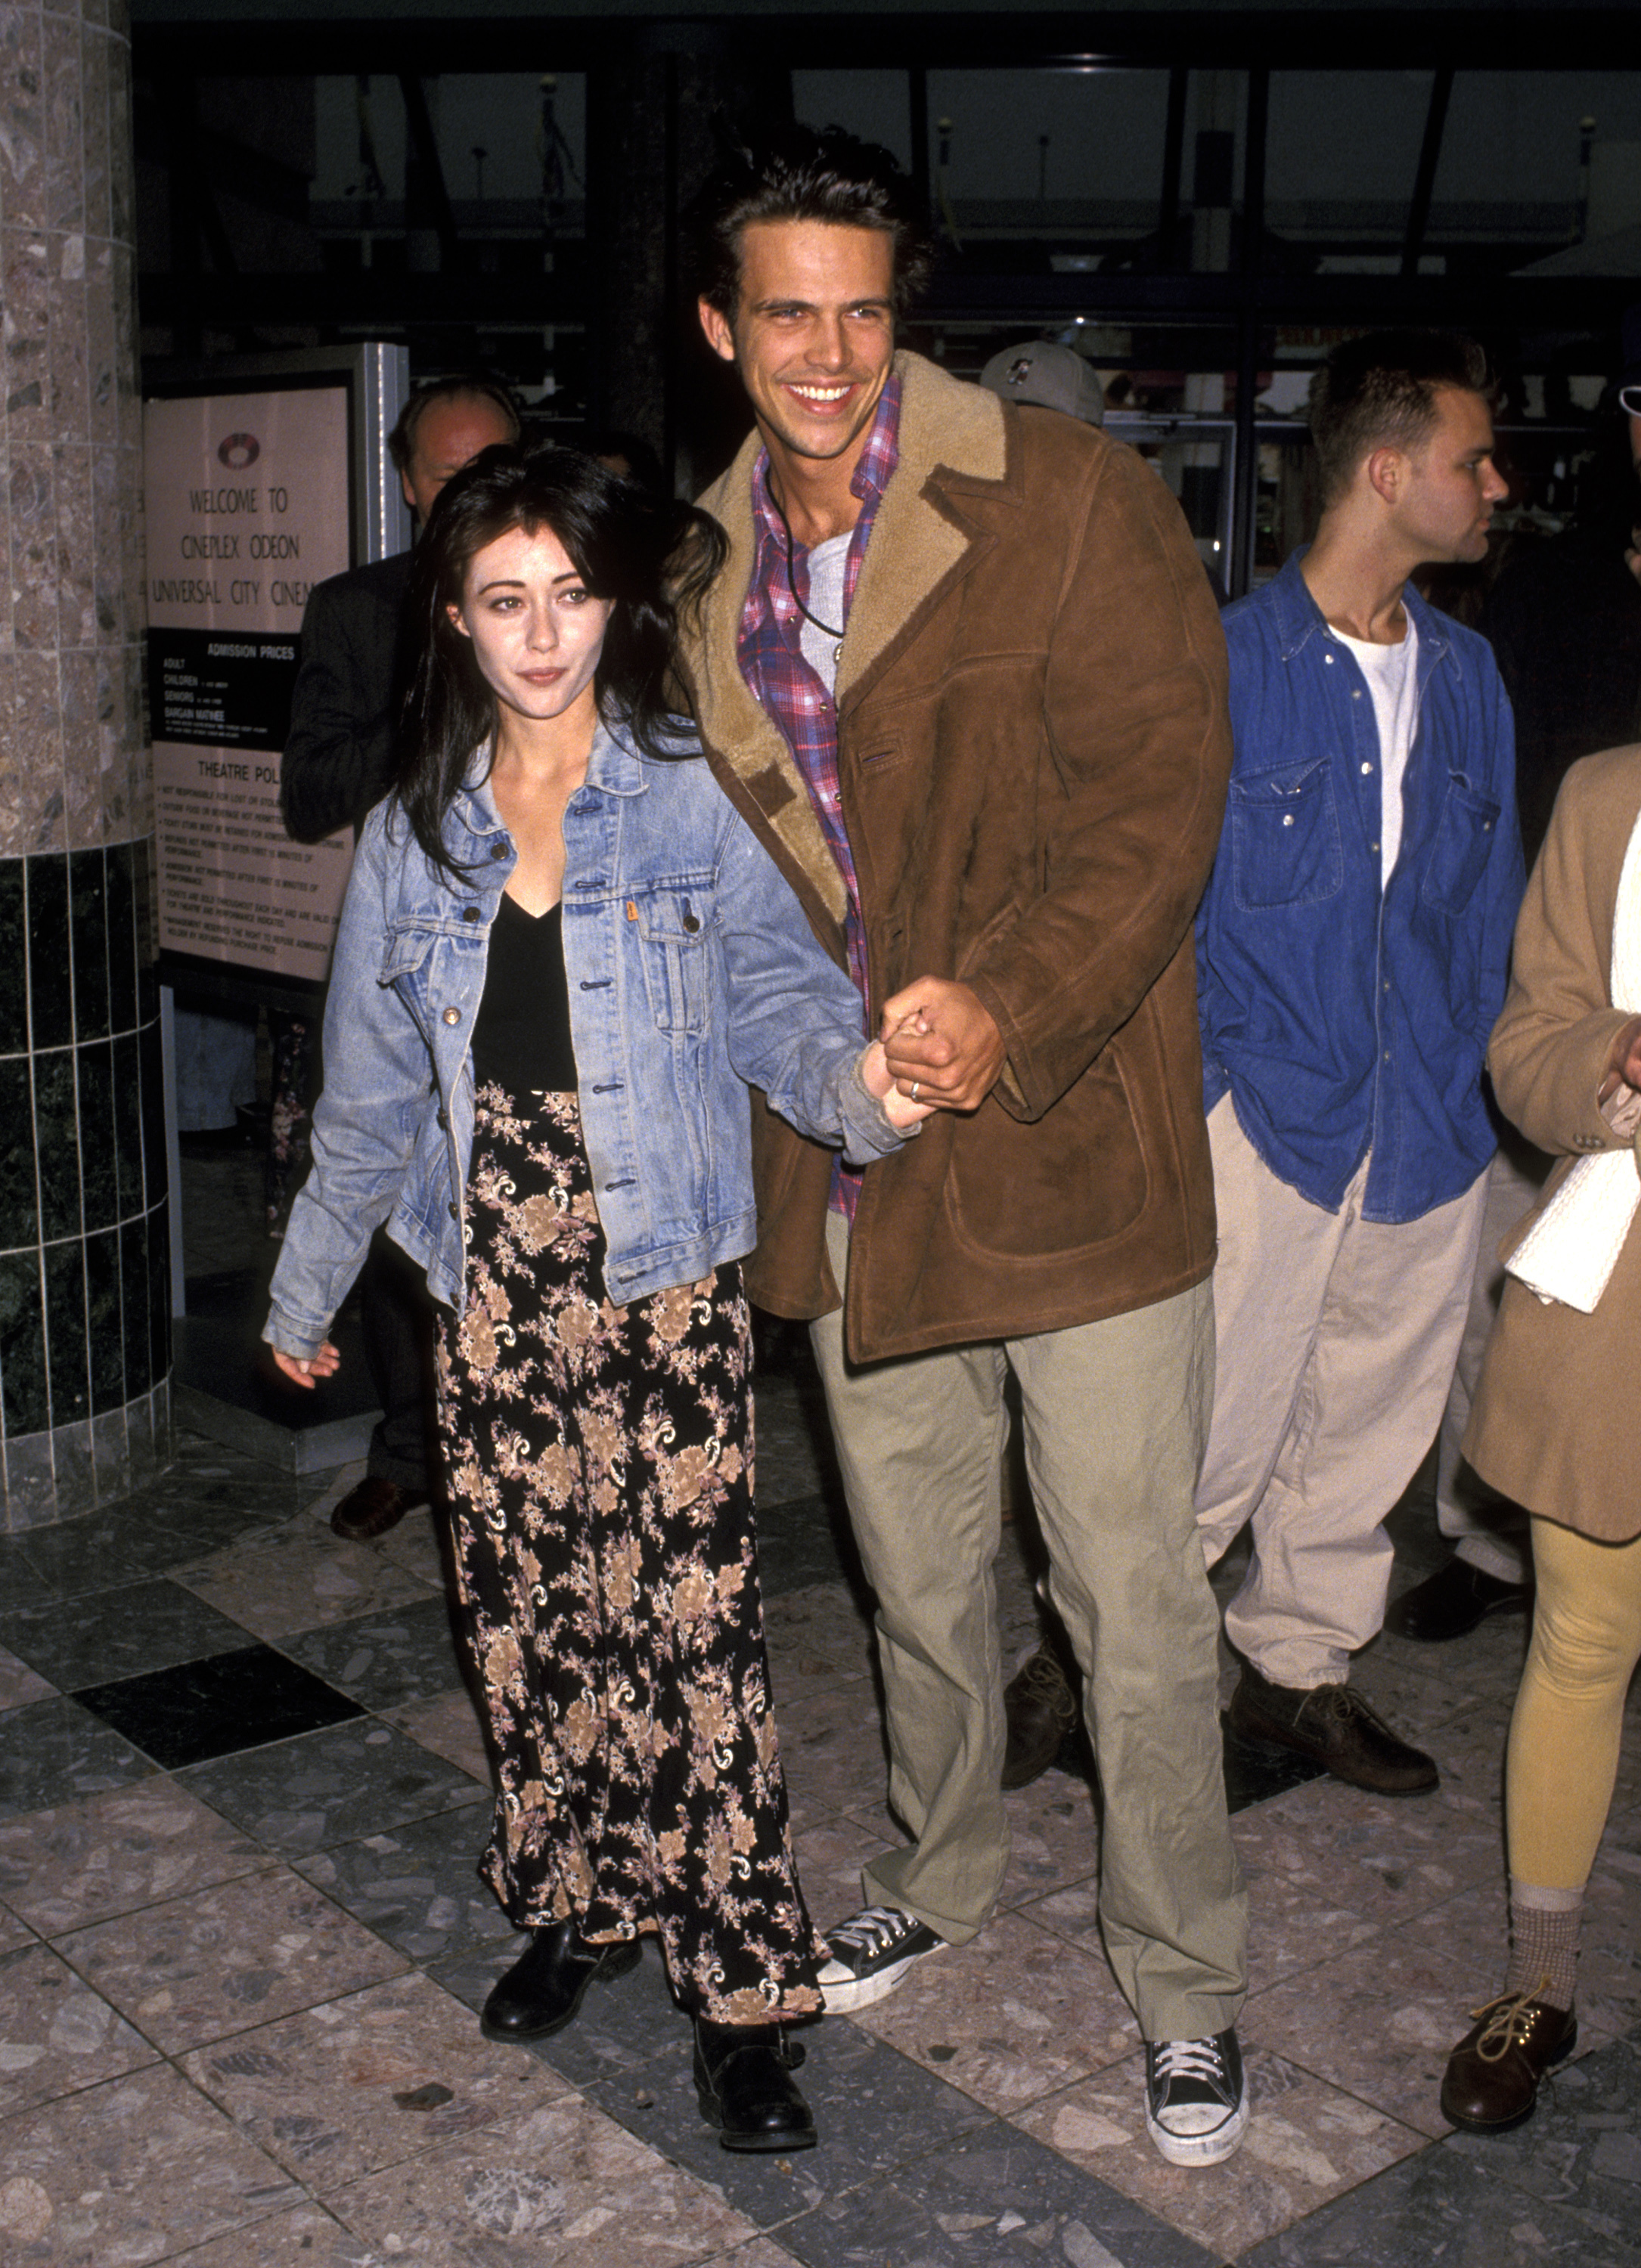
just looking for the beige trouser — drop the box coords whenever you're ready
[1196,1098,1488,1689]
[1433,1131,1548,1585]
[811,1211,1247,2043]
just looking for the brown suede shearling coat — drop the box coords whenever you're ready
[682,351,1233,1365]
[1463,742,1641,1541]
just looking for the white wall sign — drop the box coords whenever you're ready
[145,386,354,981]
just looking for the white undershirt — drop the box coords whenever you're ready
[798,533,852,696]
[1331,619,1420,890]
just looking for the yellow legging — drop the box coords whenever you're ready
[1506,1516,1641,1892]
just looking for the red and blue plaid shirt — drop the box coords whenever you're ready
[737,375,901,1217]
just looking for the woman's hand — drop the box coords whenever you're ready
[271,1342,342,1390]
[1609,1013,1641,1091]
[860,1040,935,1129]
[1598,1012,1641,1107]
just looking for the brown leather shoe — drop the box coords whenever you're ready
[330,1476,425,1541]
[1441,1991,1577,2133]
[1227,1664,1439,1796]
[1002,1644,1080,1789]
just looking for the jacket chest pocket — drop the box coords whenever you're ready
[633,886,710,1035]
[1229,757,1343,911]
[1421,778,1500,915]
[379,924,442,1032]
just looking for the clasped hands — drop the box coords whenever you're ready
[874,976,1006,1117]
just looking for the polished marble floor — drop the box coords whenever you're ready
[1,1356,1637,2267]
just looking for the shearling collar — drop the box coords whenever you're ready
[687,352,1010,937]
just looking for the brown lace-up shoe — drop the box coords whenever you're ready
[1440,1989,1577,2133]
[1227,1663,1439,1795]
[1002,1644,1080,1789]
[330,1477,426,1541]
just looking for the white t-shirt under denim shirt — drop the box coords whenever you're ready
[1331,618,1420,891]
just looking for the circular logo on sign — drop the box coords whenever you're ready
[218,432,261,469]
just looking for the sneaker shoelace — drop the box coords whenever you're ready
[1472,1978,1557,2064]
[828,1906,917,1958]
[1152,2037,1232,2098]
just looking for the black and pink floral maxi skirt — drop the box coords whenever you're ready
[436,1080,824,2023]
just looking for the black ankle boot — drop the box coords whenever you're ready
[692,2016,817,2152]
[479,1922,641,2042]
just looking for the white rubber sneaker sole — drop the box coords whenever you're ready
[1144,2093,1249,2167]
[817,1941,941,2013]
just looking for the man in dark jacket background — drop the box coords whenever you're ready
[281,373,520,1539]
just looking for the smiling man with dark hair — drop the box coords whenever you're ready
[680,125,1250,2167]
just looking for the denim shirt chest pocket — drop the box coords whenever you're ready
[1421,776,1502,915]
[1229,755,1344,912]
[630,877,715,1034]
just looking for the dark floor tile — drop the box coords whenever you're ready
[775,2115,1219,2268]
[0,1579,253,1690]
[0,1696,156,1819]
[9,1509,225,1600]
[279,1595,467,1712]
[294,1797,514,1965]
[1240,2132,1626,2266]
[526,1933,693,2087]
[150,1495,311,1559]
[1441,2033,1641,2254]
[426,1931,675,2091]
[584,2014,997,2236]
[73,1646,365,1771]
[175,1717,479,1856]
[1222,1716,1329,1814]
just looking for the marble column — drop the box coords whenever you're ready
[1,0,169,1526]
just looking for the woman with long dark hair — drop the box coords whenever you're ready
[264,444,925,2152]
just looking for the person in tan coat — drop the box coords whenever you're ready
[681,125,1248,2165]
[1440,741,1641,2134]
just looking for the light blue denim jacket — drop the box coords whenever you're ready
[265,719,904,1359]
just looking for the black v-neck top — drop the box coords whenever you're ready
[470,894,579,1092]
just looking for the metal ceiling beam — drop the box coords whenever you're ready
[136,271,585,323]
[131,11,1638,76]
[914,271,1639,325]
[398,71,462,270]
[1401,66,1454,278]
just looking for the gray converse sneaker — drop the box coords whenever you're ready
[817,1905,944,2012]
[1143,2028,1249,2165]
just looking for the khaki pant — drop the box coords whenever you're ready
[1196,1098,1488,1687]
[1434,1132,1547,1585]
[811,1211,1247,2043]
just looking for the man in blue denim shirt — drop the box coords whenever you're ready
[1196,331,1525,1795]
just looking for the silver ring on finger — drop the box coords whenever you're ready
[910,1081,920,1101]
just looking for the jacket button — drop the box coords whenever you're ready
[442,1007,461,1025]
[490,842,508,861]
[436,1109,449,1130]
[462,906,481,922]
[683,913,700,934]
[448,1202,458,1219]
